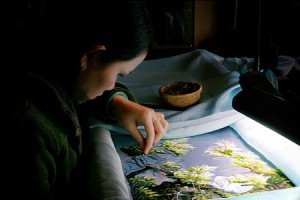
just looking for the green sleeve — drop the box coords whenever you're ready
[82,82,136,122]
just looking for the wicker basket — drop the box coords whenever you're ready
[159,81,202,108]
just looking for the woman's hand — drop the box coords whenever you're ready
[110,95,168,154]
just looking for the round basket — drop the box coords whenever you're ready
[159,81,202,108]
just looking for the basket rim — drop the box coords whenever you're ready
[159,81,202,97]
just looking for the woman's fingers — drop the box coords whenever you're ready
[129,111,168,154]
[143,112,168,153]
[127,124,146,151]
[143,118,156,154]
[152,113,167,145]
[116,100,168,154]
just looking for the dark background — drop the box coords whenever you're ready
[4,0,300,105]
[4,0,300,62]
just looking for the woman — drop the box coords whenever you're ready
[8,1,168,199]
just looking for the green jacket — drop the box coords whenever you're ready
[7,69,134,200]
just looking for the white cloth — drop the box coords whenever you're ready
[92,49,245,137]
[87,127,131,200]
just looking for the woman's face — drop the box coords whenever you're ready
[78,52,147,101]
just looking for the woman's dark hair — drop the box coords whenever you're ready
[31,0,153,71]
